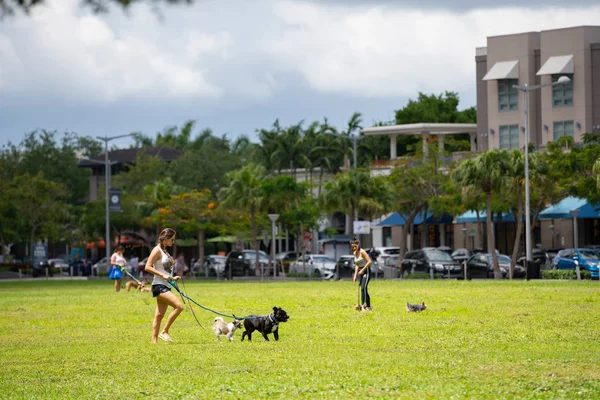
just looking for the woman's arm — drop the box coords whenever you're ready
[358,249,372,274]
[143,248,171,281]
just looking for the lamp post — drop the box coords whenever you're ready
[96,133,136,260]
[268,214,280,277]
[513,76,571,264]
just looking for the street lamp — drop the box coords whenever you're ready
[96,133,136,260]
[513,75,571,264]
[268,214,280,277]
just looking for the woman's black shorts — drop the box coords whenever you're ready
[152,284,172,298]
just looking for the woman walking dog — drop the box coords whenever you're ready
[144,228,182,344]
[351,237,373,311]
[110,245,127,293]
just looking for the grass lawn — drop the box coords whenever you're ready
[0,279,599,399]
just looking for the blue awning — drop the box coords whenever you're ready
[539,196,600,219]
[378,212,453,226]
[456,210,516,223]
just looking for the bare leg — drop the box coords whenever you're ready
[157,291,183,338]
[115,279,121,292]
[152,300,168,344]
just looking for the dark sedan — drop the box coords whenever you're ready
[466,253,526,279]
[401,249,464,279]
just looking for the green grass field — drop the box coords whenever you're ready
[1,279,599,399]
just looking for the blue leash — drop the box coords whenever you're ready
[169,279,249,321]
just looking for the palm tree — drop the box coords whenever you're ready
[453,150,511,279]
[271,121,305,177]
[320,169,393,236]
[219,163,266,276]
[504,149,525,279]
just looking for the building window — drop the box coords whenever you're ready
[552,74,573,107]
[553,121,574,140]
[498,79,518,112]
[499,125,519,149]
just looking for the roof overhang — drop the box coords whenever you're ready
[536,55,573,76]
[362,123,477,137]
[482,60,519,81]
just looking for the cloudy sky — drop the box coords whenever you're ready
[1,0,599,148]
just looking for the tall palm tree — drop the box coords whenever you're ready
[271,121,305,177]
[219,163,266,276]
[453,150,511,279]
[320,169,393,236]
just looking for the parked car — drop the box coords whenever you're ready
[551,249,600,279]
[48,258,69,272]
[193,255,227,277]
[224,250,273,278]
[375,247,401,268]
[466,253,526,279]
[517,248,550,269]
[289,254,337,279]
[275,251,300,273]
[400,248,463,278]
[451,248,473,264]
[334,255,383,279]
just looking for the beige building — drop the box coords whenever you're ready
[476,26,600,150]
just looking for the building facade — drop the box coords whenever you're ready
[476,26,600,151]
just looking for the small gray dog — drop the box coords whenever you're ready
[406,302,427,312]
[212,317,243,342]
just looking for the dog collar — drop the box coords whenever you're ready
[268,313,279,324]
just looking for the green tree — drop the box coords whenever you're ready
[320,169,393,237]
[155,189,221,270]
[219,163,267,275]
[394,92,475,156]
[453,150,511,279]
[0,130,96,203]
[170,135,243,193]
[10,173,69,248]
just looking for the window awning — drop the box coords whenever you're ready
[378,212,453,226]
[482,60,519,81]
[538,196,600,219]
[456,210,517,223]
[536,55,573,76]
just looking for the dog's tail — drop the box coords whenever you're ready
[213,316,224,323]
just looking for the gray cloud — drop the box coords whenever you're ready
[1,0,599,146]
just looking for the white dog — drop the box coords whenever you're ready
[212,317,242,342]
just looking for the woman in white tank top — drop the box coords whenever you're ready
[351,237,373,311]
[143,228,182,344]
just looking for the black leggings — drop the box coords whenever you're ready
[359,269,371,307]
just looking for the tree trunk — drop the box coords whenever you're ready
[251,209,260,278]
[421,204,429,248]
[198,230,205,277]
[476,210,483,249]
[486,192,501,279]
[509,190,524,280]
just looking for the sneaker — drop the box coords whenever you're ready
[158,333,173,343]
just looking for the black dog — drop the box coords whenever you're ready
[241,306,289,341]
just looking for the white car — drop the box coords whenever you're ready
[48,258,69,271]
[193,255,227,277]
[289,254,337,279]
[375,247,401,267]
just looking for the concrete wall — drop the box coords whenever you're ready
[539,26,600,144]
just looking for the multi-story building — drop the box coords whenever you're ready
[476,25,600,151]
